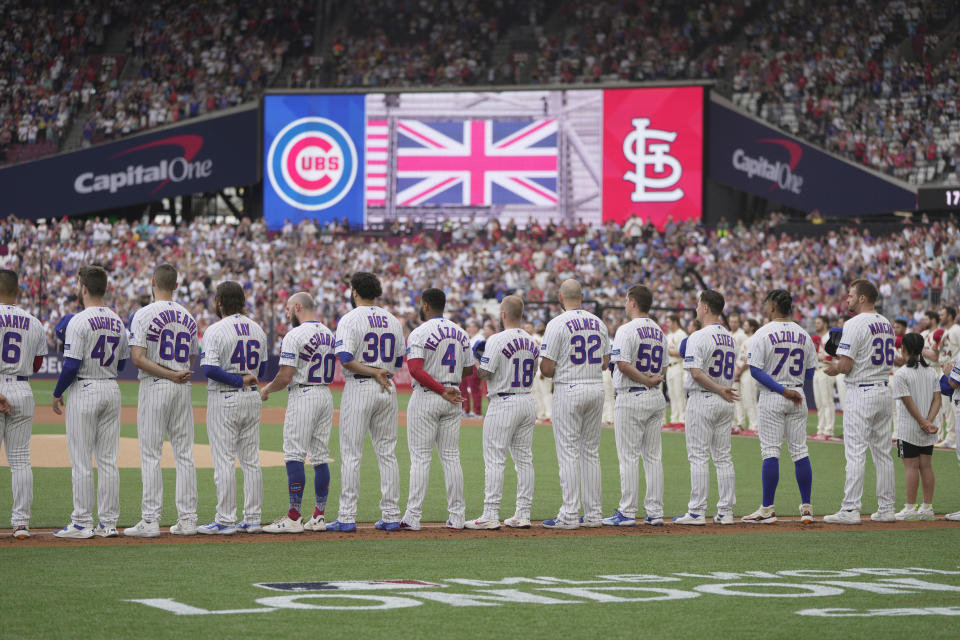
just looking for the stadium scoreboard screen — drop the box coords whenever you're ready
[262,87,705,230]
[918,185,960,211]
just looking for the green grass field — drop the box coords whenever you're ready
[3,381,960,638]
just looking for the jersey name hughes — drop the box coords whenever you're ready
[298,330,334,361]
[144,310,199,342]
[0,314,30,329]
[563,317,603,333]
[868,321,894,336]
[500,336,539,359]
[423,325,468,351]
[766,330,808,346]
[711,332,736,348]
[87,316,124,333]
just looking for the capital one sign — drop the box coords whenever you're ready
[602,87,703,228]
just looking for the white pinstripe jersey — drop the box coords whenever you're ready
[406,317,475,389]
[746,321,817,388]
[0,305,47,376]
[610,317,665,392]
[683,323,737,390]
[199,314,267,391]
[892,364,939,446]
[63,306,130,378]
[479,328,539,396]
[540,309,610,384]
[835,312,894,384]
[334,305,404,379]
[129,301,199,380]
[278,320,337,386]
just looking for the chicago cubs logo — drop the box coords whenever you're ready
[267,117,359,211]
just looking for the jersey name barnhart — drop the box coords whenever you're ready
[500,336,539,359]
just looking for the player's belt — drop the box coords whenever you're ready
[219,386,259,393]
[856,382,889,388]
[0,376,27,382]
[627,386,650,392]
[76,377,115,381]
[289,383,324,390]
[497,392,516,397]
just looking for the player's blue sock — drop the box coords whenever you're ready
[761,457,779,507]
[286,461,305,518]
[794,456,813,504]
[314,463,330,515]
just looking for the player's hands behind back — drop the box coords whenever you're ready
[52,395,65,415]
[719,387,740,403]
[441,386,463,404]
[242,374,258,387]
[171,370,192,384]
[782,389,804,406]
[0,393,10,414]
[372,368,393,392]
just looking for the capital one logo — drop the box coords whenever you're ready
[267,117,358,211]
[621,118,683,203]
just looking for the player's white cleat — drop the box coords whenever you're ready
[198,521,237,535]
[263,516,304,534]
[799,504,814,524]
[870,510,896,523]
[712,513,734,525]
[12,525,30,539]
[124,520,160,538]
[93,523,119,538]
[304,514,327,531]
[823,509,861,525]
[464,516,501,530]
[672,513,705,526]
[54,523,94,539]
[741,506,777,524]
[541,518,578,530]
[237,522,262,534]
[946,511,960,521]
[444,520,464,530]
[894,505,920,521]
[398,521,420,531]
[504,516,531,529]
[916,505,935,521]
[578,517,602,528]
[642,516,664,526]
[170,521,198,535]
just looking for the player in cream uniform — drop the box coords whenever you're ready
[401,288,473,531]
[824,279,897,524]
[602,285,666,527]
[259,292,336,534]
[52,266,130,539]
[675,290,740,526]
[812,316,837,438]
[733,318,760,432]
[328,272,405,532]
[935,307,960,448]
[123,265,199,538]
[741,290,817,524]
[539,279,609,529]
[197,281,266,535]
[526,322,551,423]
[0,269,47,539]
[728,313,749,430]
[466,296,539,530]
[664,315,687,425]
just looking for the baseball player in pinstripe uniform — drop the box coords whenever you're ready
[123,264,199,538]
[675,289,740,526]
[602,285,666,527]
[465,295,538,530]
[327,272,405,532]
[741,289,817,524]
[260,292,336,534]
[197,281,266,535]
[539,279,610,530]
[824,279,897,524]
[401,288,473,531]
[52,266,130,539]
[0,269,48,539]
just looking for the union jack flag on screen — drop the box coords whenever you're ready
[365,119,558,207]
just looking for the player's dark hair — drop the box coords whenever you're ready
[627,284,653,313]
[351,272,382,300]
[668,314,681,325]
[0,268,17,297]
[893,318,908,329]
[153,264,178,292]
[902,332,927,369]
[815,315,831,327]
[850,278,878,304]
[699,289,725,316]
[746,318,761,332]
[942,306,957,321]
[215,281,246,316]
[764,289,793,316]
[926,310,940,324]
[421,288,446,312]
[79,265,108,297]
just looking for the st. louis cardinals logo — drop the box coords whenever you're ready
[267,117,359,211]
[622,118,683,203]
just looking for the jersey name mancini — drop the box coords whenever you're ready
[143,309,199,342]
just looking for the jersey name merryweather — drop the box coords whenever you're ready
[144,310,198,342]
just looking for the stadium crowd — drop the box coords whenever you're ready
[2,213,960,352]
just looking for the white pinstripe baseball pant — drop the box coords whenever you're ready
[283,385,333,463]
[206,390,263,526]
[551,382,604,524]
[666,364,686,423]
[613,387,665,519]
[137,379,197,523]
[1,381,34,527]
[757,389,809,461]
[684,390,735,515]
[66,380,122,527]
[337,379,400,523]
[403,387,465,528]
[840,384,895,512]
[480,393,536,521]
[812,370,835,435]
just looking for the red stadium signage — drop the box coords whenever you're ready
[602,87,704,228]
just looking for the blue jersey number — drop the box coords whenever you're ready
[706,349,736,380]
[440,344,457,374]
[159,330,192,363]
[511,358,536,388]
[307,352,337,383]
[1,332,22,364]
[570,334,602,364]
[230,340,261,371]
[91,335,121,367]
[771,347,805,376]
[361,332,397,364]
[635,343,663,373]
[870,337,895,366]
